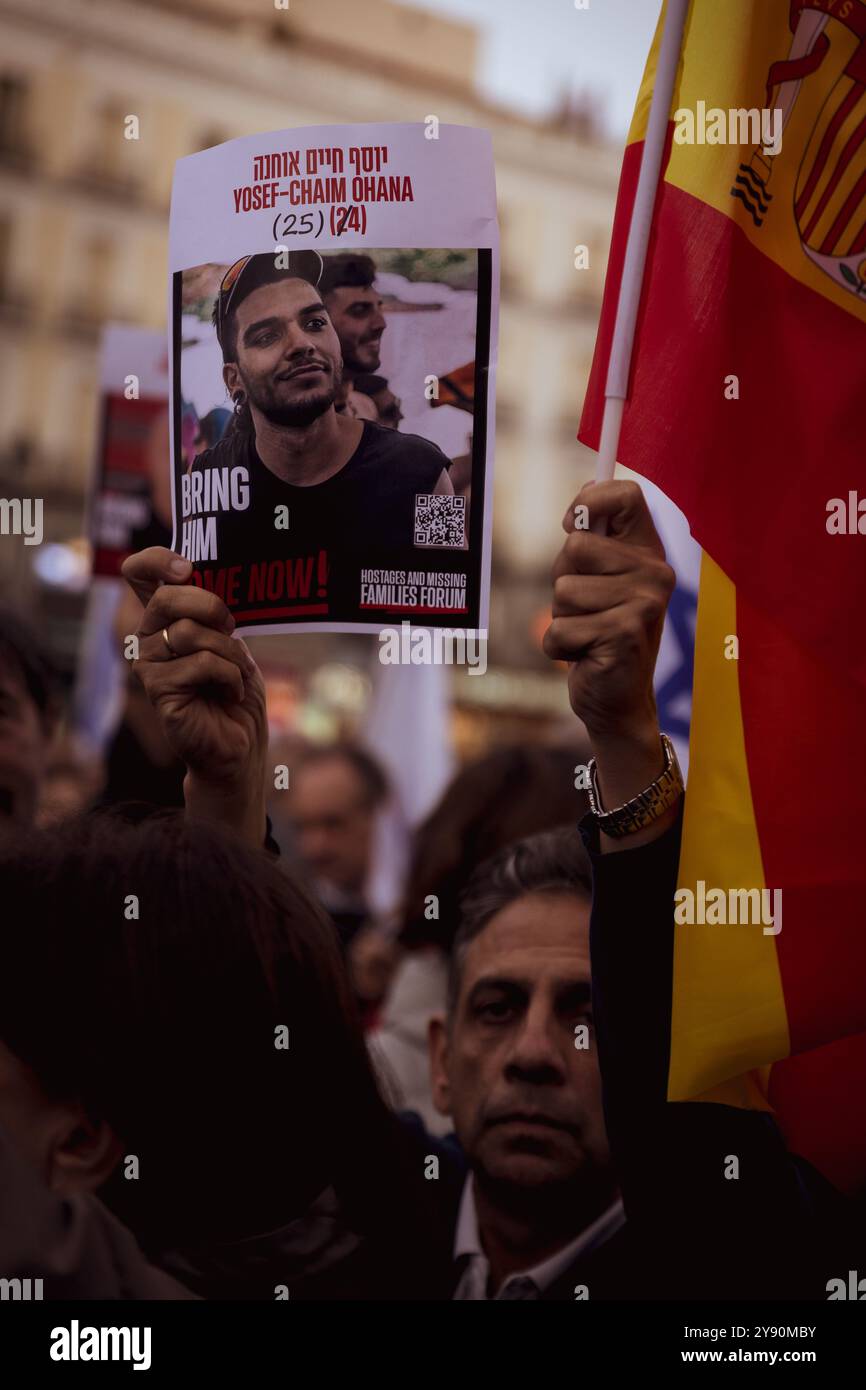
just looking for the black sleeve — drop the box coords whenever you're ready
[398,430,452,490]
[582,804,684,1151]
[581,804,851,1300]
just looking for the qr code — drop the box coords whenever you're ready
[414,493,466,548]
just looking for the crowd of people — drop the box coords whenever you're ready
[0,481,860,1300]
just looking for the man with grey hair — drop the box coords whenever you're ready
[428,828,629,1300]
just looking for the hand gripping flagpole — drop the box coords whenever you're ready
[594,0,690,489]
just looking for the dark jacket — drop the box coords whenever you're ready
[155,1114,465,1302]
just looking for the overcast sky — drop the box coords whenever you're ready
[397,0,663,138]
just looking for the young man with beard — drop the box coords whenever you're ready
[187,251,454,621]
[318,252,386,375]
[317,254,385,418]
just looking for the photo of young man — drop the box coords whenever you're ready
[180,249,464,623]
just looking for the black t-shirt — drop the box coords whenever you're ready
[179,420,471,626]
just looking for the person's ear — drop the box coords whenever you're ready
[223,362,240,400]
[428,1014,453,1118]
[48,1105,124,1196]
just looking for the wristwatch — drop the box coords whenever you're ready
[586,733,683,839]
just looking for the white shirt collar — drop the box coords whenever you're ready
[453,1175,625,1300]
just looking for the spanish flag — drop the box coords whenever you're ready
[580,0,866,1191]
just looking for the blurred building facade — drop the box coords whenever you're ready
[0,0,618,719]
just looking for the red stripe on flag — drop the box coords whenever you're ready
[769,1033,866,1194]
[850,210,866,252]
[579,129,675,410]
[820,160,866,252]
[736,585,866,1058]
[797,86,863,229]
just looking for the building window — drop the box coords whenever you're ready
[77,100,140,195]
[0,73,32,167]
[0,215,28,323]
[63,233,117,336]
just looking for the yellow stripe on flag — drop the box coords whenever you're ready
[669,553,790,1101]
[625,0,693,148]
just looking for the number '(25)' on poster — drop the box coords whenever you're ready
[168,122,498,635]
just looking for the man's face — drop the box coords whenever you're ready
[0,663,49,825]
[225,278,342,428]
[323,284,386,372]
[431,892,610,1195]
[290,758,375,895]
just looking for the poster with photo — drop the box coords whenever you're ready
[89,325,170,577]
[168,122,497,635]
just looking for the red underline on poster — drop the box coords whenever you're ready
[232,604,330,620]
[359,604,468,614]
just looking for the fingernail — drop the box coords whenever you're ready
[238,639,255,670]
[170,557,191,577]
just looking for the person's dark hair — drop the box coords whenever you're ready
[212,251,323,366]
[318,252,377,299]
[0,810,435,1282]
[447,826,593,1017]
[222,396,254,441]
[212,279,264,367]
[296,743,389,810]
[0,606,60,728]
[399,745,590,952]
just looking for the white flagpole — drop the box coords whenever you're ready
[595,0,690,485]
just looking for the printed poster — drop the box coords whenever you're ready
[168,122,498,635]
